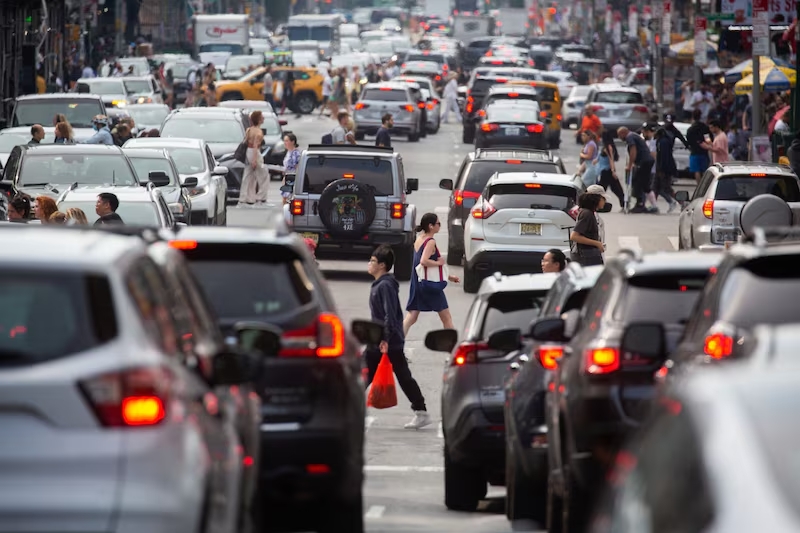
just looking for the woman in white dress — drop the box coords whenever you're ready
[238,110,266,207]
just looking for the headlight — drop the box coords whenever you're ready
[168,202,185,214]
[136,96,153,104]
[112,100,127,107]
[188,186,208,197]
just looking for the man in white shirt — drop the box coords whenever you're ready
[688,83,714,122]
[680,80,695,121]
[319,70,332,117]
[441,73,461,123]
[611,61,626,80]
[262,66,274,111]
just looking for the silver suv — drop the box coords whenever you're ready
[353,82,424,142]
[283,144,419,280]
[676,162,800,250]
[583,83,651,131]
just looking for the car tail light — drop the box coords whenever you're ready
[418,101,425,109]
[495,77,507,83]
[169,240,198,250]
[354,102,368,110]
[291,199,304,216]
[537,345,563,370]
[480,123,499,132]
[477,109,486,117]
[454,189,480,206]
[80,367,171,427]
[556,114,563,121]
[527,124,544,133]
[391,203,404,219]
[539,111,548,118]
[506,159,522,164]
[702,199,713,219]
[590,105,604,111]
[633,106,650,113]
[568,205,579,220]
[402,104,415,112]
[524,183,541,188]
[466,95,474,113]
[435,75,441,81]
[585,347,620,374]
[379,87,393,91]
[507,92,519,97]
[280,313,345,358]
[471,200,497,219]
[426,101,436,110]
[750,173,766,177]
[703,333,733,359]
[452,341,488,366]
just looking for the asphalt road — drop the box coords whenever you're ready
[228,113,689,533]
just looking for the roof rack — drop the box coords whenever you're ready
[741,226,800,247]
[305,144,393,153]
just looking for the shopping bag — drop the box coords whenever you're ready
[367,353,397,409]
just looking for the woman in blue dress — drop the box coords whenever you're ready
[403,213,460,337]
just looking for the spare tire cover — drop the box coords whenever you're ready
[318,179,377,237]
[740,193,793,239]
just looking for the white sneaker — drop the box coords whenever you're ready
[404,411,432,430]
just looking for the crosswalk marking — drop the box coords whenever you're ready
[365,505,386,519]
[365,465,445,473]
[617,236,641,254]
[668,236,679,250]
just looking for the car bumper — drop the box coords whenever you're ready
[445,406,505,472]
[189,190,215,222]
[467,249,549,277]
[295,230,415,256]
[356,123,418,135]
[596,117,650,131]
[476,134,548,150]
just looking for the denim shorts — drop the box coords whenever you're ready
[689,154,709,173]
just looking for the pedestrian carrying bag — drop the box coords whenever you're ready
[321,132,333,144]
[415,238,448,290]
[367,353,397,409]
[233,140,248,163]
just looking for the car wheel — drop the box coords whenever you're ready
[319,492,363,533]
[462,127,474,144]
[393,244,414,281]
[295,93,316,114]
[430,120,440,134]
[505,438,544,522]
[444,445,485,512]
[545,474,563,533]
[446,241,462,266]
[463,266,481,293]
[408,131,420,142]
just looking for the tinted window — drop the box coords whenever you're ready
[615,274,707,323]
[303,157,394,195]
[486,106,538,123]
[362,89,408,101]
[463,161,562,192]
[718,258,800,326]
[0,272,117,366]
[470,78,506,95]
[594,91,644,104]
[12,99,104,128]
[488,94,539,106]
[482,290,548,337]
[58,201,161,226]
[128,157,177,185]
[405,53,445,64]
[713,175,800,202]
[531,85,558,102]
[82,80,126,95]
[161,117,244,143]
[122,80,151,93]
[487,183,577,210]
[19,154,137,187]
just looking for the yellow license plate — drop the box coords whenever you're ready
[520,223,542,236]
[301,232,319,244]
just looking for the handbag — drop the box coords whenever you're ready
[233,140,247,163]
[367,353,397,409]
[415,238,448,289]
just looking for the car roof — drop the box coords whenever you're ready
[472,148,559,162]
[710,161,796,177]
[124,137,204,148]
[364,82,411,91]
[168,218,293,243]
[16,93,103,102]
[487,85,538,95]
[61,185,156,202]
[22,144,126,156]
[614,250,723,276]
[489,172,578,187]
[479,271,559,295]
[122,148,170,158]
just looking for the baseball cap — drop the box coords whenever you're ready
[586,184,605,195]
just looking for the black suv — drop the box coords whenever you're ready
[462,75,514,143]
[438,148,567,266]
[530,250,722,533]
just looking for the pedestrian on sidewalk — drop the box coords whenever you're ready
[366,245,432,430]
[701,119,729,165]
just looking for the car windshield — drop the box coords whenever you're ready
[128,157,177,185]
[161,118,244,143]
[481,290,549,337]
[714,175,800,202]
[12,100,104,128]
[718,257,800,326]
[0,271,117,367]
[486,106,538,123]
[0,133,32,152]
[594,91,644,104]
[569,86,591,99]
[614,274,708,323]
[122,80,152,93]
[363,89,408,101]
[127,106,169,126]
[57,201,160,226]
[19,154,138,187]
[83,80,126,95]
[486,183,577,211]
[303,157,394,195]
[226,55,262,73]
[262,116,282,136]
[464,161,562,192]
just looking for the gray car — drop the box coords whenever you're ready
[123,147,195,223]
[56,183,180,229]
[353,82,424,142]
[676,162,800,250]
[125,103,170,135]
[122,137,228,226]
[6,93,106,142]
[76,77,134,109]
[160,107,246,159]
[583,83,650,131]
[121,75,165,105]
[392,74,442,133]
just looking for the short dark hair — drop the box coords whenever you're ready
[708,119,721,130]
[546,248,568,271]
[578,192,603,211]
[692,109,702,121]
[284,132,298,146]
[337,111,350,123]
[372,244,395,271]
[10,195,31,217]
[98,193,119,211]
[382,113,393,124]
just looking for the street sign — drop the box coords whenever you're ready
[752,0,770,56]
[706,13,735,21]
[662,0,672,45]
[695,16,708,66]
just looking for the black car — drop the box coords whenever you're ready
[438,148,567,266]
[462,74,513,143]
[165,219,371,532]
[474,101,547,150]
[531,250,722,533]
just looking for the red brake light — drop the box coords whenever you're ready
[556,114,562,121]
[418,101,425,109]
[750,173,766,177]
[507,92,519,97]
[435,75,441,81]
[81,367,171,427]
[633,105,649,113]
[470,200,497,219]
[539,111,548,118]
[291,199,304,215]
[527,124,544,133]
[402,104,415,112]
[281,313,345,358]
[506,159,522,164]
[427,102,435,110]
[123,396,166,426]
[169,240,198,250]
[477,109,486,117]
[480,123,499,132]
[454,189,480,206]
[379,87,392,91]
[524,183,541,188]
[590,105,604,111]
[702,199,713,219]
[343,173,354,179]
[391,203,404,219]
[491,60,503,65]
[585,347,620,374]
[538,345,563,370]
[452,341,488,366]
[495,77,507,82]
[354,102,368,110]
[704,333,734,359]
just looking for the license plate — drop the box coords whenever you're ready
[520,223,542,235]
[505,127,520,135]
[301,232,319,244]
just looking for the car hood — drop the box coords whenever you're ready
[157,185,180,202]
[100,94,129,104]
[207,142,241,159]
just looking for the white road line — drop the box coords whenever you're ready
[365,465,445,473]
[365,416,376,432]
[618,236,642,254]
[364,505,386,519]
[667,236,679,250]
[437,421,444,439]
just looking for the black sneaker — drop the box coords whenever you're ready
[629,205,647,213]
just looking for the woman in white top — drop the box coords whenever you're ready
[238,110,266,206]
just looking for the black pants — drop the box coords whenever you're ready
[631,161,654,205]
[598,169,625,205]
[364,347,426,412]
[263,93,273,111]
[574,249,605,266]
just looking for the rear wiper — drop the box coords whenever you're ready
[530,204,556,209]
[0,349,33,360]
[20,183,50,188]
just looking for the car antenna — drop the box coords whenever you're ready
[112,170,116,186]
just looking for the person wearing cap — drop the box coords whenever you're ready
[663,113,689,149]
[570,186,606,266]
[80,115,113,145]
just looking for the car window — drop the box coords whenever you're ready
[129,157,177,185]
[12,99,104,128]
[160,147,205,174]
[161,117,244,143]
[481,290,548,337]
[614,274,708,324]
[463,161,561,192]
[81,80,126,95]
[127,106,169,126]
[486,106,538,123]
[594,91,644,104]
[19,154,138,187]
[123,80,152,93]
[303,156,395,195]
[718,257,800,326]
[488,94,539,107]
[713,175,800,202]
[126,258,181,356]
[694,170,715,199]
[0,271,117,366]
[470,78,506,95]
[486,183,577,211]
[58,201,161,226]
[362,89,408,101]
[531,85,558,102]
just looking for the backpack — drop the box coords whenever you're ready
[321,132,333,145]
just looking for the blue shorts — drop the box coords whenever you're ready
[689,154,709,173]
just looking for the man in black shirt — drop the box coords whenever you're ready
[28,125,44,145]
[686,109,711,183]
[94,193,124,225]
[618,126,656,214]
[375,113,393,148]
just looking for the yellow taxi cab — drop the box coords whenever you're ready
[508,79,562,149]
[212,66,324,114]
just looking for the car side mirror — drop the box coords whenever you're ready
[621,322,667,361]
[439,178,453,191]
[148,170,170,187]
[487,328,522,352]
[425,329,458,352]
[406,178,419,193]
[529,317,567,343]
[279,119,288,126]
[675,190,690,203]
[598,202,612,213]
[279,184,293,194]
[211,349,259,385]
[212,166,229,176]
[181,176,199,188]
[351,319,384,345]
[235,321,283,356]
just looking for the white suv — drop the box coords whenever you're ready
[462,171,583,292]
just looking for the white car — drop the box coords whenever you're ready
[462,172,585,293]
[562,85,591,128]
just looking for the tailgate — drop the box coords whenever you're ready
[475,348,518,424]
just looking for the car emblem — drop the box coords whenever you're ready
[528,211,536,217]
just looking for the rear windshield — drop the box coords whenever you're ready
[470,78,507,95]
[488,94,539,106]
[405,53,445,64]
[615,274,708,323]
[183,248,313,320]
[487,183,577,210]
[714,175,800,202]
[594,91,644,104]
[20,154,138,187]
[462,161,562,192]
[303,156,394,195]
[482,290,549,337]
[486,106,538,123]
[532,86,558,102]
[362,89,408,102]
[0,272,117,366]
[719,257,800,326]
[12,99,104,128]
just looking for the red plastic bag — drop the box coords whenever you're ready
[367,353,397,409]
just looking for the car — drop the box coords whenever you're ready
[480,84,541,110]
[121,75,166,104]
[503,262,604,522]
[217,99,282,117]
[582,83,651,131]
[402,50,458,73]
[379,17,402,32]
[160,108,247,159]
[212,66,324,114]
[0,225,263,532]
[462,172,586,292]
[424,272,559,512]
[507,80,564,149]
[0,128,34,167]
[398,60,444,83]
[477,56,530,68]
[462,75,513,144]
[535,250,722,533]
[562,86,591,128]
[122,137,229,226]
[0,144,140,206]
[353,82,425,142]
[392,75,442,133]
[163,223,380,532]
[439,148,568,267]
[4,93,106,142]
[474,100,547,150]
[76,77,134,109]
[285,144,419,281]
[56,183,180,228]
[223,54,265,79]
[123,148,195,223]
[126,103,171,134]
[675,162,800,250]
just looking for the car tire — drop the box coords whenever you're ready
[408,131,420,142]
[446,242,462,266]
[505,439,544,522]
[463,266,481,293]
[462,127,474,144]
[295,92,317,114]
[429,120,440,134]
[545,474,563,533]
[319,492,363,533]
[393,244,414,281]
[444,446,485,512]
[561,464,586,533]
[355,131,366,141]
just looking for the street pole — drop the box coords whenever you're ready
[752,57,761,136]
[794,8,800,131]
[693,0,702,85]
[752,0,769,138]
